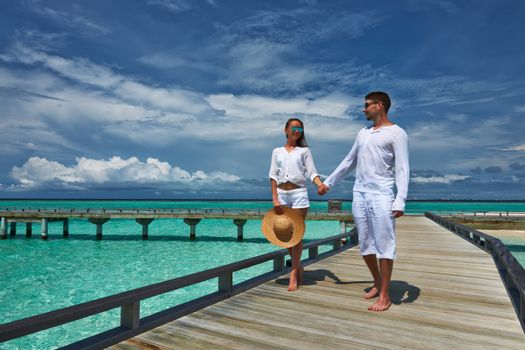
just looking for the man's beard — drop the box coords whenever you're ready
[365,113,378,123]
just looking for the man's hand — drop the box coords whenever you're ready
[318,183,329,195]
[392,210,404,218]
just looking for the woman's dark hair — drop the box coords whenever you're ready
[285,118,308,147]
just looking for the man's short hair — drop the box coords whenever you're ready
[365,91,391,113]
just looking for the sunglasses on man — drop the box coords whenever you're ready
[364,101,380,109]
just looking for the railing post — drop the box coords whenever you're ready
[309,246,318,259]
[333,238,341,251]
[218,272,233,293]
[121,301,140,329]
[519,293,525,324]
[352,229,359,245]
[273,255,285,271]
[506,271,516,292]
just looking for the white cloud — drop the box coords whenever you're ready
[9,156,240,190]
[138,54,190,69]
[1,45,211,115]
[502,144,525,151]
[516,105,525,112]
[406,0,461,14]
[299,0,317,5]
[31,6,110,36]
[0,46,365,149]
[147,0,192,12]
[408,116,513,152]
[207,93,351,118]
[211,9,382,93]
[411,174,470,184]
[1,44,122,89]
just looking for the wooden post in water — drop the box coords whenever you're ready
[26,222,32,238]
[183,218,201,240]
[233,219,247,241]
[63,219,69,238]
[41,218,48,240]
[88,218,110,240]
[0,217,6,239]
[10,221,16,236]
[340,220,348,234]
[136,218,155,240]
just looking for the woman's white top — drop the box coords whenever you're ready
[269,147,319,188]
[324,124,409,212]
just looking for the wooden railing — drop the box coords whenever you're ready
[0,228,357,349]
[425,212,525,332]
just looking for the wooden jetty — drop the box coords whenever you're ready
[0,207,353,240]
[108,216,525,349]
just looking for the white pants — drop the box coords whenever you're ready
[277,187,310,209]
[352,191,396,259]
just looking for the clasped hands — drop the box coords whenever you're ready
[317,183,330,195]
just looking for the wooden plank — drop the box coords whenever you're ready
[109,217,525,349]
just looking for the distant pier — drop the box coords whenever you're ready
[0,207,353,241]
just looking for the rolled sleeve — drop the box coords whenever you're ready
[268,149,279,182]
[303,148,320,183]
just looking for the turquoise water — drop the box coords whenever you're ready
[1,200,525,349]
[2,199,525,213]
[500,237,525,268]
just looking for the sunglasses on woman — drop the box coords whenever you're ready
[291,126,303,133]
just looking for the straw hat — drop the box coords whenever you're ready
[261,206,305,248]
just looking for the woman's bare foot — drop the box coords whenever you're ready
[368,296,391,311]
[288,269,298,291]
[363,286,380,299]
[298,266,304,285]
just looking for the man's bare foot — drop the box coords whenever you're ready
[288,270,298,291]
[368,296,391,311]
[363,286,380,299]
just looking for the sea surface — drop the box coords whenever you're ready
[1,200,524,349]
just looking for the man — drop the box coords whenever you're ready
[318,91,409,312]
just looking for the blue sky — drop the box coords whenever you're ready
[0,0,524,200]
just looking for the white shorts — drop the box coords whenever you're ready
[352,191,396,259]
[277,187,310,209]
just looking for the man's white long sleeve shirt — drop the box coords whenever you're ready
[324,124,410,212]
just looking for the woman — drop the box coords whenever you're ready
[269,118,324,291]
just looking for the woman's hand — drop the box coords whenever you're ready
[273,200,284,215]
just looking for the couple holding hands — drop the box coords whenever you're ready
[265,91,409,312]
